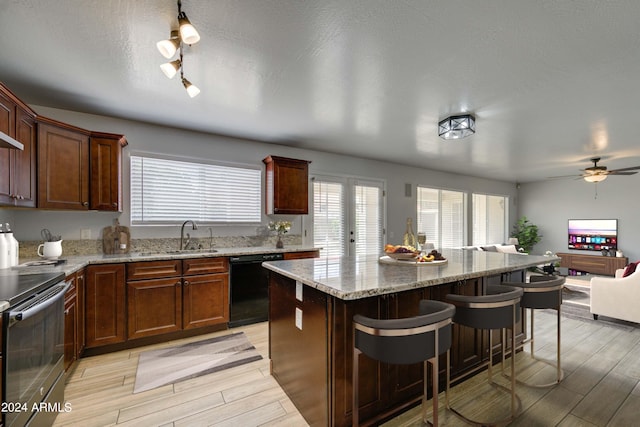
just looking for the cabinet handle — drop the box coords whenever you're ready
[183,280,190,286]
[65,309,69,315]
[112,202,117,207]
[176,281,182,287]
[82,201,89,206]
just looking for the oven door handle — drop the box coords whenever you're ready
[8,281,71,326]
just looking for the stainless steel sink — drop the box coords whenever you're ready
[134,249,217,256]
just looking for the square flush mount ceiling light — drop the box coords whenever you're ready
[438,114,476,140]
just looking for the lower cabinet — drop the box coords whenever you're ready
[126,257,229,340]
[63,275,78,371]
[85,264,127,348]
[64,269,86,370]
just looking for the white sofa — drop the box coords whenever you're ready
[460,244,526,254]
[590,266,640,323]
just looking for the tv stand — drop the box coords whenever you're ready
[557,252,628,276]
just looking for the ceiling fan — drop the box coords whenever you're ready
[550,157,640,183]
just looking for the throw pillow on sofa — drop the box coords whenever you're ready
[622,261,640,277]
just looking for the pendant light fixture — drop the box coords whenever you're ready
[438,114,476,140]
[156,0,201,97]
[156,30,180,59]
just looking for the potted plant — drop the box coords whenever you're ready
[511,216,542,254]
[268,221,291,248]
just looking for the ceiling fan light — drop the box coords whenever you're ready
[178,12,200,45]
[182,77,200,97]
[160,59,181,79]
[584,174,607,183]
[439,114,476,140]
[156,30,180,59]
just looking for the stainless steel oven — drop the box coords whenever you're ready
[229,253,283,327]
[3,277,69,427]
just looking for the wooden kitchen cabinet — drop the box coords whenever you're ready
[183,270,229,329]
[38,118,90,210]
[76,268,86,357]
[64,273,78,371]
[127,260,183,340]
[263,155,311,214]
[85,264,126,348]
[283,250,320,260]
[126,258,229,340]
[128,277,183,339]
[90,132,127,211]
[0,84,37,207]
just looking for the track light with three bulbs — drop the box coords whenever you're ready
[157,0,201,97]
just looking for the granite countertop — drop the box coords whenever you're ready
[262,249,560,300]
[9,245,321,277]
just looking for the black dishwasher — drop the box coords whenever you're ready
[229,253,284,327]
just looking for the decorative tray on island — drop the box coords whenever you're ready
[379,256,448,266]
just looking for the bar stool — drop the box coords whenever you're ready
[503,274,565,387]
[445,284,523,426]
[352,300,455,427]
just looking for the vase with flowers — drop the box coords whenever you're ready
[268,221,291,248]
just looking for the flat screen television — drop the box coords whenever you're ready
[568,219,617,251]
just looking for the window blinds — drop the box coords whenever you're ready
[130,155,261,224]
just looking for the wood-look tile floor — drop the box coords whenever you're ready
[54,311,640,427]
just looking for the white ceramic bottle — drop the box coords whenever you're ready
[0,224,8,269]
[5,223,19,266]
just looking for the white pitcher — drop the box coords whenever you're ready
[38,240,63,259]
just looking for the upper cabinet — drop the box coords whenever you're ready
[0,83,37,207]
[37,119,127,211]
[0,82,127,211]
[90,133,126,211]
[263,155,311,215]
[38,118,90,210]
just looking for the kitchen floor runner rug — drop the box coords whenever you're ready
[133,332,262,393]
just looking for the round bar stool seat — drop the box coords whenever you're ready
[352,300,455,427]
[504,274,565,387]
[445,284,523,426]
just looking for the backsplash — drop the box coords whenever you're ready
[19,234,302,258]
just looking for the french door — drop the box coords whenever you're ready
[308,175,385,257]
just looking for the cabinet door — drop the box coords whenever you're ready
[127,277,183,339]
[0,90,16,204]
[38,122,90,209]
[85,264,126,348]
[90,135,122,211]
[76,269,86,357]
[11,108,36,207]
[183,273,229,329]
[263,156,310,214]
[64,294,77,371]
[64,273,78,371]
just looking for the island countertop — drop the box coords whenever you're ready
[262,249,559,300]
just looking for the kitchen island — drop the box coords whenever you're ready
[262,249,558,427]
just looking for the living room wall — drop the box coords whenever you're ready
[518,177,640,262]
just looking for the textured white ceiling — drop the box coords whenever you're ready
[2,0,640,183]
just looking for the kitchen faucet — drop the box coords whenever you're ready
[180,220,198,250]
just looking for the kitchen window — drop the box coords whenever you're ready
[416,187,466,248]
[472,193,509,245]
[130,155,261,224]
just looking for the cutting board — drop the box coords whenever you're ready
[102,219,131,254]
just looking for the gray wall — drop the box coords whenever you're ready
[518,178,640,261]
[4,105,518,247]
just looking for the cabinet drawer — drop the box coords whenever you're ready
[183,257,229,276]
[283,250,319,260]
[127,260,182,280]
